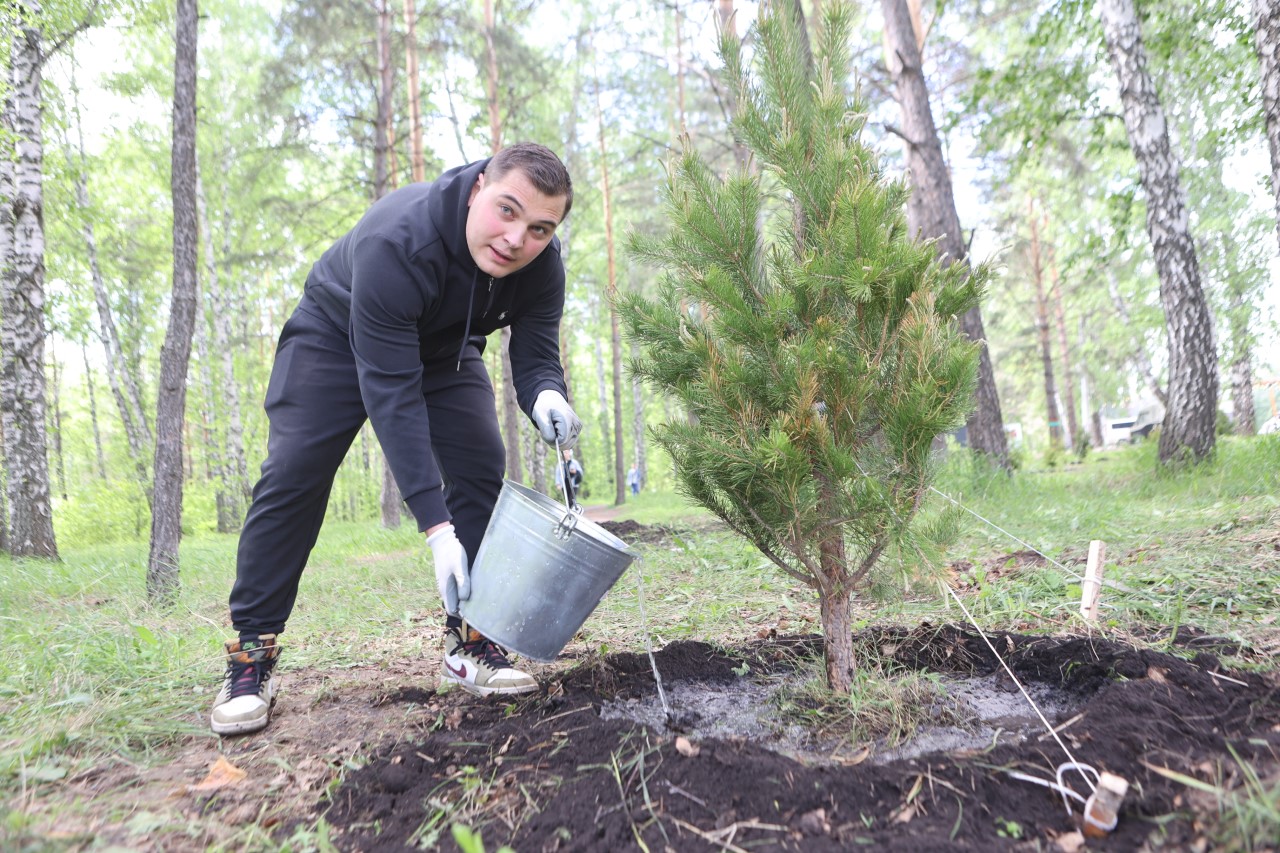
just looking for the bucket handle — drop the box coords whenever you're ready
[555,439,583,540]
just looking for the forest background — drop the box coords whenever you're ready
[3,0,1278,558]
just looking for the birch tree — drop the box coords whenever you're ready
[1099,0,1218,463]
[147,0,199,602]
[2,0,58,558]
[1254,0,1280,251]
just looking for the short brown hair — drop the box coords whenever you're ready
[485,142,573,219]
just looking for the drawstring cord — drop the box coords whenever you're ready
[457,268,478,371]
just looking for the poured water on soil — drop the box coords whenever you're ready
[600,672,1085,765]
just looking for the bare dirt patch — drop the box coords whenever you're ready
[313,626,1280,851]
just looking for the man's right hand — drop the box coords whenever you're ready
[427,523,471,615]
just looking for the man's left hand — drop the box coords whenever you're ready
[533,390,582,450]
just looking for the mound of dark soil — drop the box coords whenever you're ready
[320,627,1280,851]
[597,519,677,546]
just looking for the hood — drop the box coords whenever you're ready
[426,157,491,270]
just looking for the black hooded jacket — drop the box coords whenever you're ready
[301,158,568,531]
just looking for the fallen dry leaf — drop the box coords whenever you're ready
[675,736,700,757]
[1147,666,1168,683]
[188,756,247,793]
[890,803,916,824]
[444,708,463,731]
[796,807,829,836]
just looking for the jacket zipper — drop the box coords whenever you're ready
[481,276,497,317]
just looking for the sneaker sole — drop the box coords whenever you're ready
[441,670,539,697]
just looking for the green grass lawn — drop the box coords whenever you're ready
[1,434,1277,846]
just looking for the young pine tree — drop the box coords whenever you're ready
[619,1,989,693]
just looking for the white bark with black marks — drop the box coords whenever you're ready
[2,2,58,559]
[1100,0,1218,463]
[1254,0,1280,251]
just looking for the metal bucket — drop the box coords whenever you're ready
[460,480,637,661]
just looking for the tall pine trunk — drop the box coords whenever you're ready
[374,0,407,525]
[881,0,1009,468]
[148,0,200,602]
[1254,0,1280,252]
[483,0,524,485]
[2,2,58,559]
[593,56,626,505]
[1100,0,1217,463]
[402,0,425,183]
[1028,205,1063,447]
[1047,246,1078,445]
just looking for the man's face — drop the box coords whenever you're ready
[466,169,567,278]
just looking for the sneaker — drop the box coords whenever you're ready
[442,625,539,696]
[210,635,280,735]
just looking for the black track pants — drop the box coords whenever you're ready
[228,304,505,637]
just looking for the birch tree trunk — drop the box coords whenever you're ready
[148,0,200,603]
[196,175,247,532]
[1254,0,1280,252]
[71,76,152,490]
[881,0,1010,468]
[2,2,58,559]
[1028,206,1063,448]
[1100,0,1218,463]
[1227,288,1257,435]
[49,336,65,499]
[82,344,107,478]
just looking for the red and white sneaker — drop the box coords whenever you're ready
[442,624,538,696]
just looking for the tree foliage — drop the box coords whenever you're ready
[620,1,987,691]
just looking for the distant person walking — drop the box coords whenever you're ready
[626,463,640,496]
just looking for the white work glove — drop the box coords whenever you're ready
[427,523,470,615]
[532,389,582,450]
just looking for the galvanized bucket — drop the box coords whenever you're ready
[460,480,637,661]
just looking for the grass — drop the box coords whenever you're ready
[0,434,1277,846]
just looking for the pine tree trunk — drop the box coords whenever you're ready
[402,0,425,183]
[592,72,627,506]
[82,344,107,478]
[374,4,406,525]
[2,5,58,559]
[1078,319,1105,449]
[1100,0,1218,463]
[1254,0,1280,252]
[881,0,1009,468]
[1048,248,1078,446]
[148,0,199,603]
[592,299,614,497]
[818,526,853,693]
[1028,206,1063,448]
[499,332,524,483]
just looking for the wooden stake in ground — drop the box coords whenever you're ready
[1080,540,1106,621]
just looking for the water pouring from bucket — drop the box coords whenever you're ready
[459,449,638,662]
